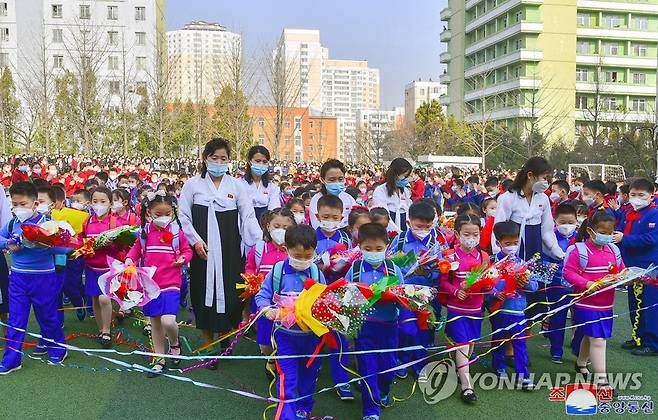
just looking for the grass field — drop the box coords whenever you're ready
[0,291,656,420]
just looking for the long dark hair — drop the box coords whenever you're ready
[509,157,552,195]
[319,159,346,195]
[140,193,183,240]
[201,138,231,178]
[112,188,134,213]
[385,158,413,196]
[244,145,271,187]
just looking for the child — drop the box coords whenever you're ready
[125,193,192,376]
[111,188,138,226]
[550,180,571,213]
[345,223,404,419]
[65,188,92,318]
[440,214,487,403]
[564,210,624,387]
[465,175,483,206]
[254,224,326,420]
[82,187,117,348]
[544,204,578,363]
[70,188,91,211]
[0,182,68,374]
[614,178,658,355]
[347,206,371,245]
[369,207,394,234]
[244,208,295,374]
[479,198,497,254]
[314,194,353,400]
[582,180,614,218]
[389,201,440,378]
[489,221,537,389]
[286,198,308,225]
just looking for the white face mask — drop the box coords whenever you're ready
[319,220,340,232]
[532,179,549,194]
[549,192,560,203]
[501,245,519,256]
[92,204,109,217]
[270,228,286,245]
[582,195,595,206]
[486,208,496,218]
[629,197,650,211]
[36,203,51,214]
[293,213,305,224]
[557,224,577,237]
[13,207,35,222]
[411,228,431,240]
[153,216,172,228]
[111,201,124,213]
[70,202,85,211]
[288,255,313,271]
[461,236,479,250]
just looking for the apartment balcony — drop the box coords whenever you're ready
[576,54,657,69]
[465,0,544,33]
[464,106,541,123]
[465,22,543,56]
[440,29,452,42]
[466,0,481,10]
[440,73,451,84]
[464,77,542,102]
[465,49,543,78]
[440,7,452,21]
[576,27,658,42]
[577,0,658,13]
[440,95,451,106]
[574,109,655,123]
[575,82,656,95]
[440,51,452,63]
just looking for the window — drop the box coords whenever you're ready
[633,73,646,84]
[0,27,8,42]
[631,98,646,112]
[603,15,622,28]
[258,134,264,145]
[79,5,90,19]
[109,80,120,95]
[604,43,619,55]
[420,88,425,95]
[575,95,588,109]
[136,56,147,71]
[108,31,119,46]
[107,5,118,20]
[634,16,648,30]
[135,6,146,21]
[576,68,588,81]
[603,97,617,110]
[604,71,618,82]
[52,28,63,43]
[0,52,8,68]
[135,32,146,46]
[576,41,589,54]
[633,44,648,56]
[576,13,589,26]
[514,11,523,23]
[0,3,7,17]
[108,56,119,70]
[52,4,62,18]
[515,38,523,50]
[53,55,64,69]
[258,117,264,128]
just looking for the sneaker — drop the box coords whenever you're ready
[32,345,48,356]
[336,384,354,401]
[461,388,477,404]
[395,367,408,379]
[295,410,309,420]
[48,352,68,365]
[76,308,86,321]
[380,393,393,407]
[622,340,639,350]
[0,365,21,375]
[496,368,508,378]
[520,378,535,391]
[363,416,380,420]
[551,356,563,364]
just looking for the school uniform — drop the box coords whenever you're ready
[308,191,356,229]
[617,205,658,351]
[489,253,539,378]
[239,177,281,223]
[371,183,411,232]
[0,214,69,368]
[346,259,404,418]
[465,189,484,206]
[82,214,117,297]
[255,261,326,420]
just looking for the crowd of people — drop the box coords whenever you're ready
[0,141,657,420]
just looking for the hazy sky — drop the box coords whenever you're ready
[166,0,448,109]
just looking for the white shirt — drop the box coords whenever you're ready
[309,191,357,229]
[239,177,281,210]
[0,186,11,227]
[371,183,411,230]
[493,190,564,259]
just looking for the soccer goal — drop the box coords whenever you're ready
[568,164,626,183]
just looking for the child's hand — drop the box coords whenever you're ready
[265,308,280,321]
[586,281,600,291]
[607,198,620,211]
[456,290,467,300]
[124,258,134,266]
[173,255,186,266]
[612,231,623,244]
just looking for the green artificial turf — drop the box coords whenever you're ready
[0,291,656,420]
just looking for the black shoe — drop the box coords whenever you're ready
[631,346,658,356]
[99,333,112,349]
[167,343,182,368]
[461,388,477,404]
[147,358,166,378]
[621,340,639,350]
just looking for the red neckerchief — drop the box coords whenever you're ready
[624,203,656,234]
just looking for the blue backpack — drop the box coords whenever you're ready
[139,222,181,251]
[271,260,320,294]
[563,242,622,275]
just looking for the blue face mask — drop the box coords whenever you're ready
[251,163,269,177]
[396,178,410,188]
[206,162,228,177]
[362,250,386,265]
[325,182,346,196]
[592,232,613,246]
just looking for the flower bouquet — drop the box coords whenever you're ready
[21,220,79,248]
[71,225,140,259]
[309,279,373,338]
[236,272,265,301]
[98,257,160,311]
[386,284,438,329]
[319,243,362,275]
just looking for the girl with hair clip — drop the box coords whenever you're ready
[244,208,296,376]
[125,191,193,376]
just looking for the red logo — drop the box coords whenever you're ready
[227,193,234,199]
[597,387,613,402]
[550,387,566,401]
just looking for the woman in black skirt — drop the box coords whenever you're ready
[178,139,262,345]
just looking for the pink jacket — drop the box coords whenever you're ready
[244,241,288,276]
[83,214,116,272]
[114,210,138,227]
[126,222,193,291]
[563,240,625,311]
[440,247,488,315]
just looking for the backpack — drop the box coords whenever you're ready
[563,242,622,274]
[9,214,47,238]
[271,260,320,294]
[337,229,351,247]
[139,222,181,252]
[254,240,266,270]
[396,230,436,253]
[351,258,395,283]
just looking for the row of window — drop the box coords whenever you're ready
[50,4,146,21]
[577,13,651,30]
[575,96,650,112]
[50,28,147,46]
[466,36,526,67]
[575,68,649,84]
[576,41,650,57]
[52,55,148,71]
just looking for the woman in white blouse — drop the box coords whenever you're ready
[493,157,564,260]
[371,158,413,231]
[308,159,356,229]
[178,139,262,347]
[240,145,280,224]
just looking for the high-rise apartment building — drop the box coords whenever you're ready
[441,0,657,143]
[0,0,164,109]
[356,109,399,163]
[404,79,447,124]
[167,21,241,104]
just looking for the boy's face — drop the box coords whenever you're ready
[372,216,389,229]
[408,218,434,231]
[11,194,38,211]
[629,188,652,202]
[497,236,520,248]
[360,238,387,253]
[582,187,602,204]
[555,213,577,226]
[317,206,342,222]
[71,193,89,206]
[551,185,566,198]
[37,192,54,206]
[286,244,315,261]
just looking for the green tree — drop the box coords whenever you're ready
[53,71,78,153]
[0,67,20,154]
[209,86,252,158]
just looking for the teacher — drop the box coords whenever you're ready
[178,138,262,346]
